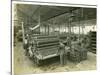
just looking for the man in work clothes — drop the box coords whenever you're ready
[24,34,29,56]
[58,42,66,65]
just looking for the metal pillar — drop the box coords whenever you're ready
[68,16,72,51]
[21,22,25,42]
[81,8,85,36]
[38,11,40,35]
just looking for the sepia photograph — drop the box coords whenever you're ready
[12,1,97,75]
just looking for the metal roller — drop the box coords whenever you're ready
[37,45,59,51]
[27,35,60,61]
[36,43,59,48]
[35,38,59,42]
[33,35,58,39]
[37,47,58,57]
[36,39,59,45]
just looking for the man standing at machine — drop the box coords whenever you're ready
[58,42,66,65]
[24,34,29,56]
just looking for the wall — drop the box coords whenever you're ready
[40,19,96,35]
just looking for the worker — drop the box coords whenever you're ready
[28,44,33,57]
[58,42,66,66]
[65,46,70,62]
[24,34,29,56]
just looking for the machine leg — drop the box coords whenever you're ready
[34,56,41,66]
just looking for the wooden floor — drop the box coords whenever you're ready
[13,42,96,75]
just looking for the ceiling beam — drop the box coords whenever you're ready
[42,7,79,22]
[31,6,41,18]
[17,8,37,23]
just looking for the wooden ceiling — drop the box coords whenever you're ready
[16,4,96,24]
